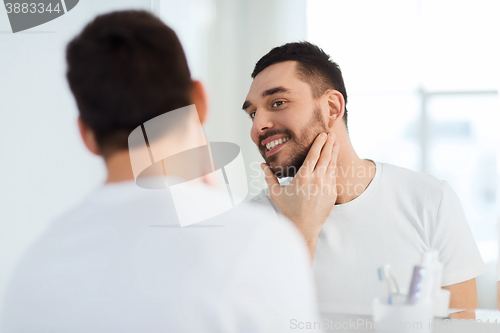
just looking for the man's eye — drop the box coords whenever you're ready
[272,101,285,107]
[249,111,256,119]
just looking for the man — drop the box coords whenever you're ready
[243,42,487,311]
[0,12,324,332]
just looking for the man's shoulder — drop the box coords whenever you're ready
[379,162,447,197]
[1,185,312,332]
[4,181,304,286]
[22,182,294,262]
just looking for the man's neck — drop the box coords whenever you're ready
[104,150,135,184]
[103,148,216,187]
[334,137,376,204]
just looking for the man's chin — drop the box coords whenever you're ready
[268,163,298,179]
[261,149,302,178]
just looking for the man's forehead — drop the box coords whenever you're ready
[247,61,301,99]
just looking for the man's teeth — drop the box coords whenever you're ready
[265,137,289,150]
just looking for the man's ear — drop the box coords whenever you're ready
[191,80,208,125]
[77,117,100,156]
[325,90,345,129]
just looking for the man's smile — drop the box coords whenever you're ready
[261,135,290,156]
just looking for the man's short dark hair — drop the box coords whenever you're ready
[66,10,192,157]
[251,42,348,126]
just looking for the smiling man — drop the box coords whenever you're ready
[242,42,488,311]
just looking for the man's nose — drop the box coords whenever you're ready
[253,110,274,133]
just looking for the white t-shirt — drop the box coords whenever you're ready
[251,161,488,310]
[1,178,321,332]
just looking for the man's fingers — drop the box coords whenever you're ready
[261,163,279,188]
[301,133,328,175]
[327,141,340,181]
[315,132,336,177]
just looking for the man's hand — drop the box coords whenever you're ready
[261,132,340,262]
[444,278,479,319]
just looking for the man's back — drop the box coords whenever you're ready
[1,178,320,332]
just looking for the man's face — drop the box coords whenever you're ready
[243,61,328,178]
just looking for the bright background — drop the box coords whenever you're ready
[0,0,498,310]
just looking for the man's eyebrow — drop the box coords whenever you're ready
[262,86,289,97]
[242,100,252,111]
[242,86,290,111]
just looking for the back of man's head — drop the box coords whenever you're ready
[252,41,348,127]
[66,10,191,157]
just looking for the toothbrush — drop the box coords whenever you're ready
[378,264,401,304]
